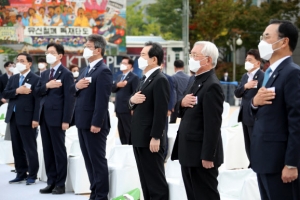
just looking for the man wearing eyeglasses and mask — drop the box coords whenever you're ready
[74,34,112,200]
[36,43,75,195]
[171,41,224,200]
[249,19,300,200]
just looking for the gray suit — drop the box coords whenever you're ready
[170,70,189,123]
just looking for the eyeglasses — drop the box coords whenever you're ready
[45,51,57,55]
[189,53,207,59]
[260,35,283,41]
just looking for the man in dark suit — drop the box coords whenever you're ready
[75,34,112,200]
[171,41,224,200]
[112,56,139,145]
[3,53,40,185]
[250,20,300,200]
[220,71,230,82]
[129,42,170,200]
[0,61,14,106]
[35,57,48,76]
[234,49,264,163]
[161,63,175,160]
[36,43,75,194]
[170,59,189,123]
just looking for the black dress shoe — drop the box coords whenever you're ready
[52,186,65,194]
[40,185,55,194]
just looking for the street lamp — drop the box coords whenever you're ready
[227,35,242,81]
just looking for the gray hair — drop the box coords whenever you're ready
[87,34,106,56]
[194,41,219,68]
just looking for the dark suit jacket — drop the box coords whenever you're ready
[112,71,139,114]
[35,65,75,126]
[3,72,40,125]
[220,76,230,82]
[172,71,190,102]
[234,69,264,126]
[0,73,9,105]
[171,70,224,167]
[249,57,300,174]
[129,69,170,147]
[163,72,176,111]
[74,59,112,130]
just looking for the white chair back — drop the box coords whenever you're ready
[222,102,230,119]
[227,108,240,127]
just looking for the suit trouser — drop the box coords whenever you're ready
[257,173,300,200]
[133,147,169,200]
[170,103,179,123]
[242,123,253,162]
[10,113,39,179]
[181,165,220,200]
[116,113,131,145]
[78,128,109,200]
[163,117,169,160]
[40,110,67,187]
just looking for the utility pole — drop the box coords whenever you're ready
[182,0,189,73]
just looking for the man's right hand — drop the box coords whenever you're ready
[117,80,127,88]
[16,85,31,94]
[1,98,6,103]
[46,80,62,89]
[130,91,146,104]
[244,80,258,89]
[181,93,197,108]
[75,78,90,89]
[252,87,275,107]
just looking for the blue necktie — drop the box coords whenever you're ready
[121,75,125,81]
[262,68,272,87]
[14,75,24,112]
[85,65,90,76]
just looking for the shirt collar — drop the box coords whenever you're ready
[89,58,103,69]
[51,62,61,71]
[122,71,130,77]
[247,68,259,77]
[269,56,290,73]
[195,69,211,77]
[20,70,30,79]
[144,67,161,81]
[175,70,184,74]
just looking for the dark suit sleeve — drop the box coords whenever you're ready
[33,77,41,122]
[63,72,76,124]
[201,83,224,161]
[92,68,112,128]
[234,74,247,98]
[167,76,175,111]
[150,77,170,138]
[35,73,48,96]
[111,75,121,93]
[2,76,17,99]
[131,75,139,95]
[0,77,4,100]
[283,69,300,166]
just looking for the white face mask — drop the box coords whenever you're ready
[72,71,79,78]
[258,39,283,60]
[8,67,15,73]
[120,64,127,71]
[12,67,20,75]
[46,53,57,64]
[38,63,46,70]
[245,61,254,71]
[138,57,148,70]
[83,48,94,60]
[16,63,27,73]
[189,57,207,73]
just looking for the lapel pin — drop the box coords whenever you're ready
[198,84,201,87]
[255,75,257,79]
[273,75,276,78]
[59,71,61,74]
[26,79,29,81]
[149,79,152,82]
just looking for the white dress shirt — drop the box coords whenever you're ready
[247,68,260,82]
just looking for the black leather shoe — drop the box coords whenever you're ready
[52,186,65,194]
[40,185,55,194]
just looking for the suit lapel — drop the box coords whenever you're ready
[53,65,63,80]
[141,69,160,91]
[87,60,103,77]
[14,74,20,88]
[23,71,32,85]
[190,70,214,95]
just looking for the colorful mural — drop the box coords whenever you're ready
[0,0,126,54]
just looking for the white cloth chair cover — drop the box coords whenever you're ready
[240,176,260,200]
[108,102,115,115]
[222,102,230,119]
[106,115,118,158]
[0,122,7,137]
[0,139,14,164]
[69,139,82,157]
[0,103,8,119]
[166,124,179,161]
[227,108,240,127]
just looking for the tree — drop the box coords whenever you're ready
[147,0,183,40]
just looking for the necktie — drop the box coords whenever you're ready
[49,68,55,81]
[262,68,272,86]
[121,75,125,81]
[85,65,90,76]
[139,75,146,90]
[15,75,24,112]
